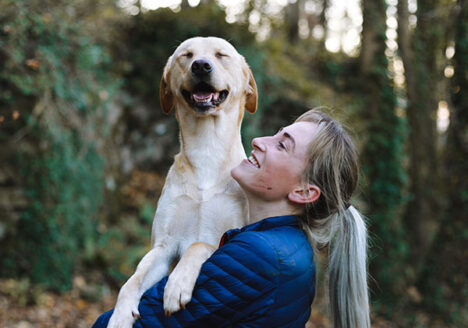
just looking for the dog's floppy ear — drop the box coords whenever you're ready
[160,60,174,114]
[244,64,258,114]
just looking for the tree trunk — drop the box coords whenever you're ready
[285,0,301,42]
[417,0,468,321]
[398,0,442,278]
[319,0,328,31]
[319,0,328,45]
[360,0,380,70]
[360,0,408,303]
[181,0,190,9]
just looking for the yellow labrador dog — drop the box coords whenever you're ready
[108,37,257,328]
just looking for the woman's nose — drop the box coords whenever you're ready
[252,137,266,151]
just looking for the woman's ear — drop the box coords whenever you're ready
[288,184,321,204]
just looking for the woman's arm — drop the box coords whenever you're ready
[93,232,279,328]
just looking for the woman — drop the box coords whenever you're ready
[94,109,370,328]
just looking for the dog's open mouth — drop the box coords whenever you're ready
[182,82,228,112]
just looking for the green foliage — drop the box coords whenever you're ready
[10,127,105,290]
[95,212,152,283]
[0,0,119,291]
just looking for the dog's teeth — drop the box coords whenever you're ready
[193,93,213,103]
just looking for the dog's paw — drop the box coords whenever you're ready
[108,302,140,328]
[163,267,196,315]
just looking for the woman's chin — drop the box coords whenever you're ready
[231,165,242,183]
[231,165,254,195]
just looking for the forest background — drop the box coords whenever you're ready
[0,0,466,327]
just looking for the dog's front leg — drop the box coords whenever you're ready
[163,242,216,315]
[108,244,174,328]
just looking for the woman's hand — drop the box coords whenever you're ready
[163,242,217,316]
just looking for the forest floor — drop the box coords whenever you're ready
[0,277,114,328]
[0,277,402,328]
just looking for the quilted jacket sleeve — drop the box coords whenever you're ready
[133,231,279,327]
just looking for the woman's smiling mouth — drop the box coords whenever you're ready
[247,152,260,168]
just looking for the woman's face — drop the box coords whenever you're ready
[231,121,318,201]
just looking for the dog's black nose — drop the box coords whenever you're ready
[191,59,213,76]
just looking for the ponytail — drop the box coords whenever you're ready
[329,206,369,328]
[295,109,370,327]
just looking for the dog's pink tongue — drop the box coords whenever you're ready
[193,92,213,102]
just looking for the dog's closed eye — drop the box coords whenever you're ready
[215,52,229,58]
[183,52,193,58]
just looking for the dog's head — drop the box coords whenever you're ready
[160,37,257,116]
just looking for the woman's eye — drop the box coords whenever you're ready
[278,142,286,150]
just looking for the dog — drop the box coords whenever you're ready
[107,36,257,328]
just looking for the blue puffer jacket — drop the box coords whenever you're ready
[93,215,316,327]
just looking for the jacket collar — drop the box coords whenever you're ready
[220,215,299,247]
[242,215,299,232]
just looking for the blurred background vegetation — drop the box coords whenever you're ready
[0,0,466,327]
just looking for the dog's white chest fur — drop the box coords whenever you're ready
[155,177,247,249]
[151,111,249,252]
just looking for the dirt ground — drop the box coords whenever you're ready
[0,277,402,328]
[0,290,113,327]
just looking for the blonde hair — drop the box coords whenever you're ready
[295,109,370,328]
